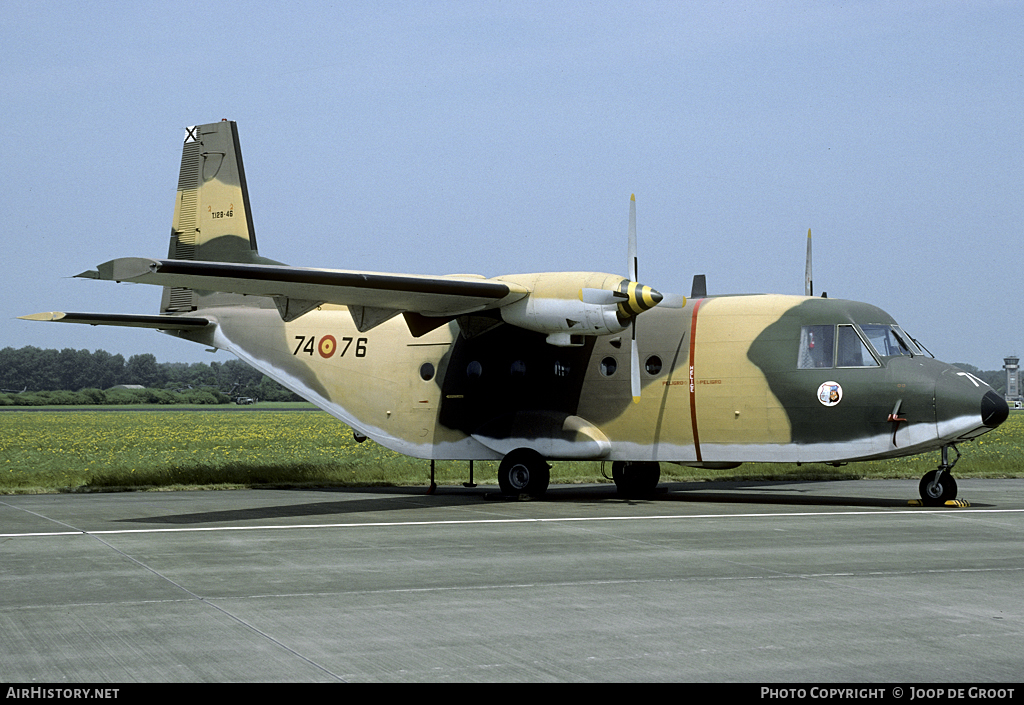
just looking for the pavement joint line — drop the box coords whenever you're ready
[5,566,1023,611]
[3,507,1023,539]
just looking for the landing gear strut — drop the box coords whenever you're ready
[919,444,960,506]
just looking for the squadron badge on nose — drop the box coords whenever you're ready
[817,381,842,407]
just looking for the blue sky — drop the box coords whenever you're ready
[3,1,1020,369]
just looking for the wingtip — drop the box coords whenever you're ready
[18,312,66,322]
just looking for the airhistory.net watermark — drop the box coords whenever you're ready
[6,689,119,700]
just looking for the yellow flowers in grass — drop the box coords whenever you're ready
[2,409,1022,494]
[0,409,404,493]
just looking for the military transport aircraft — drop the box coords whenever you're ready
[22,120,1009,504]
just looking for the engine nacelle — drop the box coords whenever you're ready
[495,272,640,346]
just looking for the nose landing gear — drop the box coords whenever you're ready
[919,444,960,505]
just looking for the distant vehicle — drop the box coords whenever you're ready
[235,397,257,405]
[22,120,1009,504]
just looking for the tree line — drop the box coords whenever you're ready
[0,346,301,405]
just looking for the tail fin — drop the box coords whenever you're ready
[161,120,268,312]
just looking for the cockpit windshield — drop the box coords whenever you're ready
[860,324,923,357]
[798,323,928,369]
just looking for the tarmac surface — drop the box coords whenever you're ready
[2,479,1023,683]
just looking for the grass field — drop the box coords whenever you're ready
[2,406,1022,494]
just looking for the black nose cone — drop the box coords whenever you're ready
[981,390,1009,428]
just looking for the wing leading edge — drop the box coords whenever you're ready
[77,257,529,323]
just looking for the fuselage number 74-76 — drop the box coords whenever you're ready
[293,335,367,359]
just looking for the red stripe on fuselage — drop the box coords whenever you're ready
[688,298,704,462]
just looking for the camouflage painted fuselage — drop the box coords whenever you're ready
[176,291,1003,467]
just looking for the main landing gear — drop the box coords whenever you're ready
[919,444,960,506]
[497,448,551,497]
[494,450,663,499]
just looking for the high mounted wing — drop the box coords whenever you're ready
[78,257,526,315]
[71,257,530,331]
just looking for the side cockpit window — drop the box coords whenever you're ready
[861,324,921,357]
[799,324,880,368]
[837,325,879,367]
[798,325,835,368]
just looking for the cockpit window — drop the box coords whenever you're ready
[861,324,920,357]
[837,325,879,367]
[798,325,835,369]
[798,324,880,368]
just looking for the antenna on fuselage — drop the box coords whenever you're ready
[805,228,827,297]
[691,274,707,298]
[805,228,813,297]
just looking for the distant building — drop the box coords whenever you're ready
[1005,356,1023,408]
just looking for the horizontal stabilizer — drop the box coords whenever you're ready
[84,258,529,318]
[19,311,212,330]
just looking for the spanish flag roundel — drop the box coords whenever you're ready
[318,335,337,358]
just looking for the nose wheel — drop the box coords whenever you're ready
[919,444,960,505]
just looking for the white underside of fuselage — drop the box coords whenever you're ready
[640,414,984,466]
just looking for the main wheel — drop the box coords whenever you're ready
[498,449,550,497]
[612,461,661,498]
[919,469,957,506]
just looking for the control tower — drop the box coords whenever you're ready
[1005,356,1022,408]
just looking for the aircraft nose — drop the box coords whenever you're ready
[934,368,1008,442]
[981,389,1009,428]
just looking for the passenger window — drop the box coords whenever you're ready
[798,325,835,369]
[836,325,879,367]
[645,356,663,375]
[600,357,617,376]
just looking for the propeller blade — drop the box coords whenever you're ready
[631,322,641,404]
[628,195,642,402]
[580,287,628,305]
[628,194,638,282]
